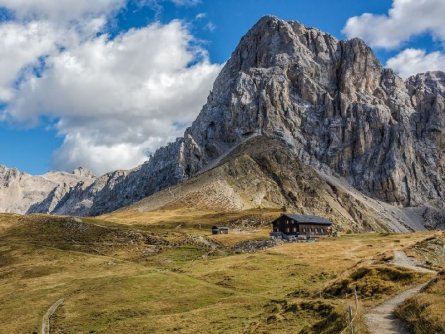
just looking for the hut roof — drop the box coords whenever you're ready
[281,214,332,225]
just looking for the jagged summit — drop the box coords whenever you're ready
[0,163,96,214]
[72,167,96,179]
[1,16,444,229]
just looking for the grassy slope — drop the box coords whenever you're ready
[0,213,440,333]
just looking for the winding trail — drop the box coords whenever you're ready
[364,251,435,334]
[41,299,64,334]
[391,251,436,274]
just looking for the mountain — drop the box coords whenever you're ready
[1,16,444,230]
[107,136,430,232]
[0,165,95,214]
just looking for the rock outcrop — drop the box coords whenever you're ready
[1,16,444,224]
[0,165,95,214]
[109,136,427,233]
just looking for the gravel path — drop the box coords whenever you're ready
[364,251,434,334]
[391,250,436,273]
[365,283,428,334]
[41,299,64,334]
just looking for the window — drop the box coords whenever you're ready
[293,227,297,232]
[286,228,290,233]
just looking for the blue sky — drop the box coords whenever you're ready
[0,0,444,175]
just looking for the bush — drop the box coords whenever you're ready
[323,265,418,299]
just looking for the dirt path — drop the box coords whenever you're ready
[391,250,436,273]
[41,299,64,334]
[364,250,435,334]
[365,283,428,334]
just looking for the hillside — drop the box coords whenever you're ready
[106,136,434,232]
[0,213,441,333]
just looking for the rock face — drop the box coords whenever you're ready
[1,16,444,220]
[182,17,444,208]
[0,165,95,214]
[110,136,426,233]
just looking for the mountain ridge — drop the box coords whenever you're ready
[107,135,435,232]
[1,16,444,231]
[0,164,95,214]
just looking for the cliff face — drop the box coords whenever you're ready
[0,165,95,214]
[2,16,444,218]
[183,17,444,207]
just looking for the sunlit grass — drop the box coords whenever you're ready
[0,213,441,333]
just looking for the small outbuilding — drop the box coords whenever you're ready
[212,226,229,235]
[270,214,332,240]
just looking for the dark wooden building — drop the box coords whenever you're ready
[212,226,229,235]
[271,214,332,238]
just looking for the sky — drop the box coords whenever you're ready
[0,0,444,175]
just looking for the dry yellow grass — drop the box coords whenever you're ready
[101,207,281,228]
[395,272,445,333]
[0,213,440,333]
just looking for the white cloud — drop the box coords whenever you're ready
[4,21,221,175]
[195,12,206,20]
[0,0,124,25]
[343,0,445,49]
[205,22,216,32]
[0,21,57,101]
[386,48,445,79]
[0,0,221,175]
[170,0,200,6]
[52,133,162,174]
[0,0,126,104]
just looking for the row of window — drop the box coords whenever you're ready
[282,227,326,233]
[303,227,325,233]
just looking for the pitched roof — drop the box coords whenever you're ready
[282,214,332,225]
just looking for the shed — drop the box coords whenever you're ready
[271,214,332,238]
[212,226,229,235]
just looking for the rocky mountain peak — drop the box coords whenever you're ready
[0,163,95,214]
[407,71,445,97]
[184,16,444,207]
[1,16,444,223]
[72,167,96,179]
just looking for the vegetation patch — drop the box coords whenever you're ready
[407,234,445,270]
[323,265,420,300]
[21,265,62,279]
[262,299,347,334]
[395,271,445,334]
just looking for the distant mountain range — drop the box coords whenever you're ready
[1,16,444,230]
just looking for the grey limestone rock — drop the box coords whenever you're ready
[2,16,444,217]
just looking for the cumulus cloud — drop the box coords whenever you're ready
[386,48,445,79]
[0,0,222,175]
[0,21,58,101]
[343,0,445,83]
[0,0,124,25]
[0,0,125,105]
[343,0,445,49]
[170,0,201,6]
[4,20,221,174]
